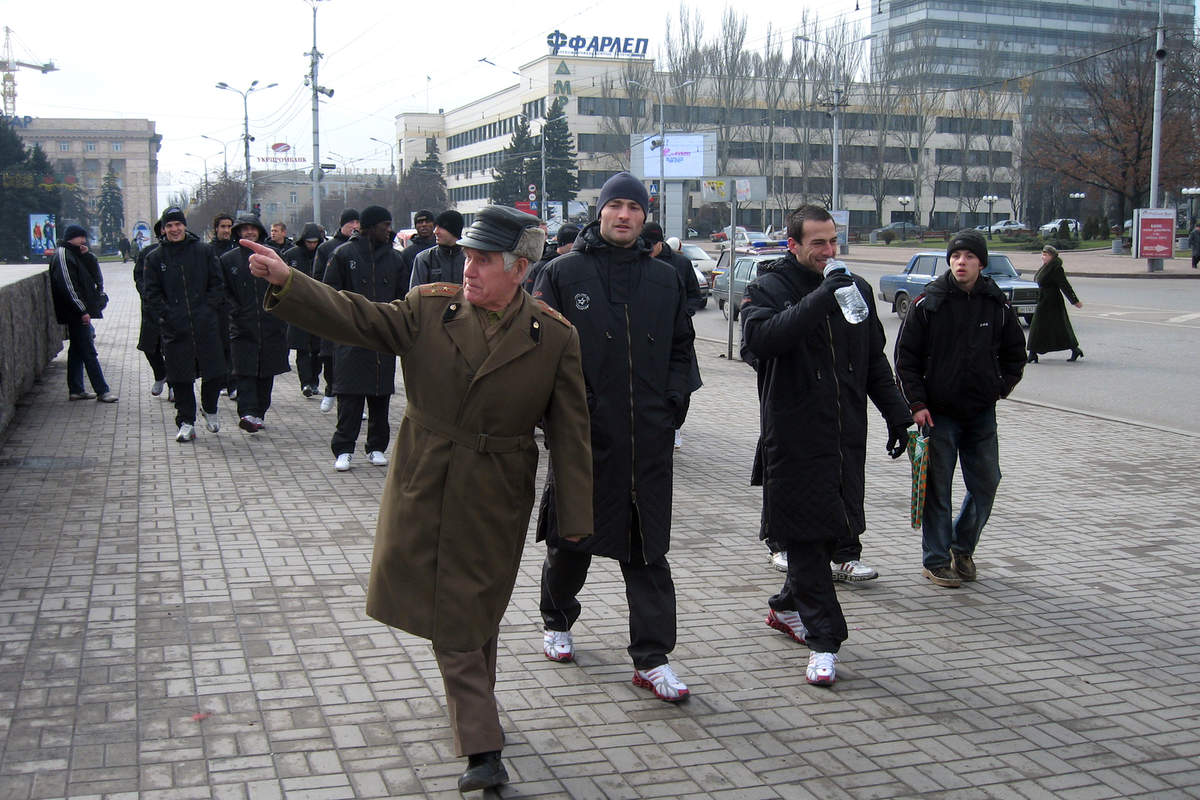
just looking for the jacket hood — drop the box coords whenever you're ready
[925,268,1006,304]
[571,220,651,257]
[232,213,269,245]
[298,222,324,242]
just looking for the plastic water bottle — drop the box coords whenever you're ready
[823,260,869,324]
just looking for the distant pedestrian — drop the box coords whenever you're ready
[322,205,403,471]
[220,214,291,432]
[133,221,168,397]
[895,229,1027,589]
[49,224,118,403]
[118,235,131,263]
[1189,221,1200,269]
[283,223,326,396]
[408,210,464,288]
[210,214,237,257]
[398,209,436,289]
[522,223,578,294]
[269,221,294,252]
[314,209,360,412]
[741,205,910,686]
[1026,244,1083,363]
[142,207,228,442]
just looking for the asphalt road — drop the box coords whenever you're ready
[695,262,1200,434]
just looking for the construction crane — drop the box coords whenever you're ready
[2,26,57,117]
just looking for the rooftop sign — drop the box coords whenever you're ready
[546,30,649,58]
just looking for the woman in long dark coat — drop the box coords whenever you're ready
[1027,244,1083,363]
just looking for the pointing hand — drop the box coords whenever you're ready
[242,239,291,286]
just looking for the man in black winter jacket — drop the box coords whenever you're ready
[533,172,697,702]
[398,209,436,289]
[283,223,326,396]
[741,204,911,687]
[314,209,360,410]
[408,210,464,288]
[48,224,118,403]
[895,229,1026,589]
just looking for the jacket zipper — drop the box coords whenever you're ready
[826,318,853,535]
[176,248,200,370]
[624,304,648,564]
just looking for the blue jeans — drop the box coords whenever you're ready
[67,322,109,395]
[922,407,1001,569]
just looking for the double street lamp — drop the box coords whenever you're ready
[216,79,278,213]
[1068,192,1086,237]
[628,77,696,230]
[1181,187,1200,228]
[200,134,238,179]
[981,194,999,239]
[369,136,396,177]
[184,150,221,200]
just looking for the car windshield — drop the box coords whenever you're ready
[681,244,709,260]
[982,255,1018,278]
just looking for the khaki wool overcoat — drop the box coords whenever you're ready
[266,270,593,650]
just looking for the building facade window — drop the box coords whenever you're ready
[58,142,70,152]
[85,142,97,152]
[289,192,298,204]
[111,142,122,152]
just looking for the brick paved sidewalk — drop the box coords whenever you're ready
[2,267,1199,799]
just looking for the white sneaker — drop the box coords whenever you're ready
[770,551,788,572]
[334,453,352,471]
[765,608,807,645]
[674,430,682,449]
[175,423,195,442]
[228,388,238,400]
[806,651,838,686]
[151,379,166,396]
[633,663,689,702]
[201,409,220,433]
[320,395,335,413]
[831,560,879,582]
[362,409,368,420]
[542,630,574,662]
[367,450,388,466]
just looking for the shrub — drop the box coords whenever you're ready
[1058,220,1073,239]
[1082,217,1101,240]
[880,230,896,245]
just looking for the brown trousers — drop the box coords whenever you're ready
[433,633,503,756]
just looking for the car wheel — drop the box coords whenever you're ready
[894,292,910,320]
[718,297,727,319]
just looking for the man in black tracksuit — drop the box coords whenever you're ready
[221,214,292,432]
[134,221,168,396]
[49,224,118,403]
[740,204,911,687]
[533,172,698,702]
[322,205,403,471]
[210,213,238,396]
[283,223,326,395]
[142,207,228,441]
[398,209,436,290]
[314,209,360,409]
[408,210,464,288]
[895,229,1026,589]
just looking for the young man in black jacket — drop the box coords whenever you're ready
[315,209,360,411]
[49,225,118,403]
[894,229,1027,588]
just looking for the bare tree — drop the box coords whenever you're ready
[705,8,753,176]
[598,60,654,171]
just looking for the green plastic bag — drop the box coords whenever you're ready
[907,428,930,529]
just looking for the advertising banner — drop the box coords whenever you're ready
[1134,208,1176,259]
[29,213,55,255]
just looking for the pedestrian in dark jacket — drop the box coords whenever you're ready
[398,209,436,289]
[408,210,464,288]
[133,220,168,396]
[210,213,238,396]
[533,172,697,702]
[741,205,911,687]
[1026,244,1083,362]
[220,214,291,432]
[1189,222,1200,269]
[268,221,294,253]
[118,235,131,263]
[314,209,360,410]
[322,205,403,471]
[283,222,326,395]
[522,223,578,293]
[142,207,228,442]
[895,229,1026,589]
[49,224,118,403]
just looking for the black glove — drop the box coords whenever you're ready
[886,425,909,459]
[823,271,854,291]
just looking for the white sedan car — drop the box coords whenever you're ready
[989,219,1028,234]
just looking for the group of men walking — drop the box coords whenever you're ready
[50,167,1025,794]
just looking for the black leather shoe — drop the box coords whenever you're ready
[458,751,508,792]
[1068,348,1083,362]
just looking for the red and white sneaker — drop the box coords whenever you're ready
[633,663,689,702]
[806,651,838,686]
[766,609,807,645]
[542,629,573,662]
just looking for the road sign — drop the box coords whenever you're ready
[528,183,537,192]
[321,163,336,171]
[528,192,538,201]
[1134,208,1175,259]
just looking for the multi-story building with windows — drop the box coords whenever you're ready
[11,117,160,238]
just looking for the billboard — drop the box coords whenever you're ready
[630,130,717,180]
[29,213,55,255]
[1133,208,1176,259]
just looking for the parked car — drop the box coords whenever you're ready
[989,219,1028,234]
[1038,218,1080,237]
[679,243,717,298]
[877,251,1040,323]
[711,247,788,320]
[871,221,929,238]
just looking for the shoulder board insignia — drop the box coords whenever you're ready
[535,299,572,327]
[420,282,461,297]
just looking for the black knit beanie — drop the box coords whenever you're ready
[339,208,360,226]
[360,205,392,229]
[435,210,464,238]
[946,229,988,267]
[597,171,649,217]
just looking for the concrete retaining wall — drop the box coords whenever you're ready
[0,266,63,435]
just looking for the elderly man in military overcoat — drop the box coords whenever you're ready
[244,204,592,793]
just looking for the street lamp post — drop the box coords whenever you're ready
[1182,187,1200,227]
[1068,192,1085,238]
[897,195,912,240]
[981,194,999,239]
[369,136,396,177]
[200,134,237,179]
[216,79,278,213]
[629,77,695,233]
[184,151,220,201]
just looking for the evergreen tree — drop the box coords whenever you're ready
[542,96,579,218]
[98,169,125,250]
[490,116,538,205]
[0,118,64,261]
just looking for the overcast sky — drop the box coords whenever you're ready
[4,0,867,210]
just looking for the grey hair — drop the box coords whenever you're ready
[502,251,519,272]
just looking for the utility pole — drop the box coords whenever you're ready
[216,80,277,213]
[306,0,333,227]
[1147,0,1166,271]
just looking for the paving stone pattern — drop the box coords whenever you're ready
[1,266,1199,799]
